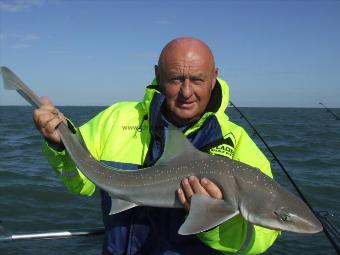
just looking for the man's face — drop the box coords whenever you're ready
[156,50,217,126]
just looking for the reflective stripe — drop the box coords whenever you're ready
[59,170,79,179]
[236,221,254,254]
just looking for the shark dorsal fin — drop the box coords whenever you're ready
[155,123,210,165]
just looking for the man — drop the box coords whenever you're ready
[33,37,279,254]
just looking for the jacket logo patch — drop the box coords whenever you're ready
[209,132,236,158]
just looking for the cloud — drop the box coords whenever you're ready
[3,33,39,39]
[155,17,171,25]
[11,43,32,49]
[47,49,93,60]
[0,33,40,49]
[22,34,40,41]
[0,33,40,41]
[0,0,52,12]
[0,34,7,40]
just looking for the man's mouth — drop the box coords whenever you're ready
[177,100,195,109]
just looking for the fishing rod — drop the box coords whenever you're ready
[319,102,340,120]
[229,101,340,253]
[0,227,104,242]
[318,211,340,240]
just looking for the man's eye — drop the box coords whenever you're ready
[192,78,204,83]
[170,77,182,82]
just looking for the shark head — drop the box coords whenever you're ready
[271,204,323,234]
[245,186,323,234]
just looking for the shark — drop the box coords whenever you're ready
[0,66,323,235]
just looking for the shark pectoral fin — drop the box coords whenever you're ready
[109,198,137,215]
[178,194,239,235]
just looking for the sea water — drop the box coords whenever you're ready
[0,106,339,254]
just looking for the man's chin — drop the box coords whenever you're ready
[171,110,200,125]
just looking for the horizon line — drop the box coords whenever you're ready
[1,104,339,109]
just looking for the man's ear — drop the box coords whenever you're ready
[154,65,160,84]
[155,65,165,93]
[211,68,218,90]
[215,68,219,78]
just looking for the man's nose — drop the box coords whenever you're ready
[180,79,193,98]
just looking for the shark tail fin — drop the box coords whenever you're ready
[1,66,42,108]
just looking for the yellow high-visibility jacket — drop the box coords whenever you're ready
[43,77,279,254]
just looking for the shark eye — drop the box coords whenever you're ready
[274,211,292,222]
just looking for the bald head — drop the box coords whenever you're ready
[155,37,218,126]
[158,37,216,71]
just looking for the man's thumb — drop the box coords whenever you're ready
[40,96,54,106]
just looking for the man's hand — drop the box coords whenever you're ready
[33,96,67,147]
[177,176,223,211]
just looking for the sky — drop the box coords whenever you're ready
[0,0,339,107]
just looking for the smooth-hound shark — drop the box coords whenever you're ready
[1,66,323,235]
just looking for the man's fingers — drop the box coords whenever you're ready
[41,96,54,106]
[57,111,67,125]
[33,107,58,123]
[201,178,223,199]
[44,116,63,134]
[31,97,65,145]
[34,111,57,129]
[44,129,60,143]
[177,188,190,211]
[188,176,209,196]
[178,176,223,212]
[178,179,193,212]
[181,178,194,201]
[33,109,63,144]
